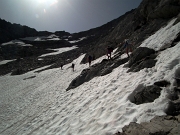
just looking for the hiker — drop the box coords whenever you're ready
[107,46,113,60]
[71,63,75,71]
[60,64,63,70]
[87,55,92,67]
[123,39,133,58]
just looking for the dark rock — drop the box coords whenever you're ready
[128,47,156,68]
[167,92,179,101]
[137,59,157,70]
[128,84,162,105]
[154,80,170,87]
[128,59,157,72]
[174,87,180,93]
[174,67,180,87]
[122,122,149,135]
[165,101,180,116]
[114,115,180,135]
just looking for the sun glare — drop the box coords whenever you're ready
[37,0,58,5]
[37,0,45,4]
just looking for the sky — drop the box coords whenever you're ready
[0,18,180,134]
[0,0,142,33]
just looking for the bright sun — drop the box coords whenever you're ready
[38,0,49,4]
[37,0,58,5]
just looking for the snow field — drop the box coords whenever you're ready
[0,18,180,135]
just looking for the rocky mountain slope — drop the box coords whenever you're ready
[1,0,180,76]
[0,0,180,134]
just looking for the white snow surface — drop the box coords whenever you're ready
[140,18,180,51]
[0,19,180,135]
[69,37,87,43]
[1,40,32,46]
[39,46,78,57]
[0,60,16,65]
[21,35,60,41]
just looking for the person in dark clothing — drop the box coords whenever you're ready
[60,64,63,70]
[88,55,92,67]
[107,46,113,60]
[71,63,75,72]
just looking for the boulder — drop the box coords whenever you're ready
[114,115,180,135]
[128,59,157,72]
[154,80,170,87]
[128,84,162,105]
[165,101,180,116]
[128,47,155,68]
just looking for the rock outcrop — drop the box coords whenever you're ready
[127,47,157,72]
[114,115,180,135]
[128,84,162,105]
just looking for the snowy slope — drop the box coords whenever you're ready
[0,19,180,135]
[39,46,78,57]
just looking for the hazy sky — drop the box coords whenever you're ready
[0,0,142,33]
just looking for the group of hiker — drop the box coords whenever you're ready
[60,39,133,71]
[60,55,92,72]
[107,39,133,59]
